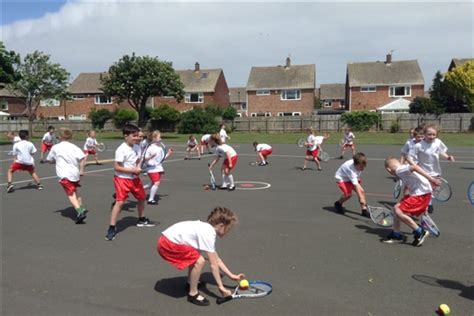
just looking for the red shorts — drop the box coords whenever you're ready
[84,149,97,155]
[200,141,208,145]
[157,235,200,270]
[60,178,81,196]
[10,162,34,173]
[41,142,53,153]
[306,148,320,158]
[113,176,146,202]
[260,148,273,158]
[187,144,197,149]
[399,193,431,217]
[343,144,354,149]
[223,155,238,169]
[337,180,361,198]
[148,171,163,183]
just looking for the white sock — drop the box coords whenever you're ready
[228,175,234,187]
[221,175,228,187]
[149,184,159,201]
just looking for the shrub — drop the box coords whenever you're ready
[113,108,138,128]
[222,107,238,120]
[149,104,181,131]
[390,120,400,133]
[409,97,445,115]
[204,104,224,117]
[340,111,380,131]
[89,108,113,129]
[177,108,219,134]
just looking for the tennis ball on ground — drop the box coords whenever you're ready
[239,279,249,289]
[438,304,450,315]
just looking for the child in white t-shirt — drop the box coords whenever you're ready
[383,157,441,246]
[40,125,56,163]
[400,127,423,164]
[253,142,272,166]
[6,130,43,193]
[219,123,230,144]
[200,134,211,154]
[83,130,102,165]
[339,127,355,159]
[185,135,200,160]
[142,130,173,205]
[47,128,87,224]
[302,128,329,171]
[158,207,245,306]
[209,134,238,191]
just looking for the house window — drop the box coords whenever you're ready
[236,113,242,118]
[360,86,376,92]
[256,90,270,96]
[241,103,247,110]
[95,95,112,104]
[339,100,345,108]
[185,92,204,103]
[323,100,332,108]
[292,112,301,116]
[68,114,87,121]
[281,89,301,100]
[40,98,60,107]
[278,112,301,117]
[1,100,8,110]
[250,112,271,117]
[72,95,85,100]
[389,86,411,97]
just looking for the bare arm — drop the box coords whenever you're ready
[114,161,141,175]
[353,183,366,207]
[409,164,441,186]
[79,157,85,176]
[207,251,244,296]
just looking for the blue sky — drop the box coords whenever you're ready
[1,1,472,88]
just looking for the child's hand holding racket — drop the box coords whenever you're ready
[430,177,441,187]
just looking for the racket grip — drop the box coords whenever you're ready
[216,295,233,305]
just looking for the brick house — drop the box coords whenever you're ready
[448,58,473,71]
[153,62,230,112]
[229,87,247,117]
[346,54,424,111]
[246,57,316,117]
[319,83,346,111]
[0,86,27,119]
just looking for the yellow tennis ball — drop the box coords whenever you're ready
[239,279,249,289]
[438,304,450,315]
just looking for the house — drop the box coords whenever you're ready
[153,62,230,112]
[318,83,346,111]
[448,58,474,71]
[229,87,247,117]
[246,57,316,117]
[0,85,27,119]
[346,54,424,111]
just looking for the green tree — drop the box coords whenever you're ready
[149,104,181,132]
[8,51,69,136]
[0,42,20,84]
[222,106,238,120]
[178,108,219,134]
[101,53,184,128]
[90,108,113,129]
[114,108,138,129]
[409,96,444,115]
[444,61,474,112]
[429,71,448,111]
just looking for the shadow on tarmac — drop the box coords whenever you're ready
[412,275,474,301]
[154,272,220,299]
[54,207,78,222]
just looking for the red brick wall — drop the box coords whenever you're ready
[212,72,230,106]
[349,84,424,111]
[247,89,314,116]
[1,97,27,116]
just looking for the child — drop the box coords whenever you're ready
[40,125,56,163]
[142,130,174,205]
[47,128,88,224]
[138,129,148,153]
[6,130,43,193]
[253,141,272,166]
[408,124,455,213]
[302,128,329,171]
[383,157,441,246]
[209,134,238,191]
[200,134,211,155]
[6,131,21,144]
[219,123,230,144]
[83,130,102,165]
[400,127,423,164]
[185,135,201,160]
[157,206,245,306]
[339,127,355,159]
[105,124,155,241]
[334,152,369,217]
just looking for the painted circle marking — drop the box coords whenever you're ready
[234,181,271,190]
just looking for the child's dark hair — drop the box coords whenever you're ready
[253,141,258,147]
[413,126,423,137]
[207,207,238,227]
[122,124,140,136]
[19,130,29,140]
[353,152,367,167]
[47,125,55,131]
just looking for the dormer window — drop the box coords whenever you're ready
[389,86,411,97]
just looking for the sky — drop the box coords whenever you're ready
[0,0,472,89]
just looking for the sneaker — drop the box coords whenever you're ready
[258,162,266,166]
[187,293,210,306]
[218,185,228,190]
[382,232,404,244]
[184,157,188,160]
[301,167,307,171]
[317,166,322,171]
[361,209,370,218]
[334,201,344,214]
[136,217,156,227]
[37,184,44,190]
[75,210,88,224]
[339,156,343,159]
[147,200,158,205]
[227,186,236,191]
[6,184,14,193]
[105,227,117,241]
[428,205,434,214]
[40,159,45,164]
[412,229,429,247]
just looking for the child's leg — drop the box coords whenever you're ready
[149,181,160,202]
[110,201,124,225]
[351,145,355,156]
[188,256,206,295]
[313,155,321,170]
[67,192,81,209]
[29,171,41,185]
[7,168,13,183]
[225,167,234,188]
[394,204,419,230]
[136,199,146,218]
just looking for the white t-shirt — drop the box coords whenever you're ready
[114,142,141,179]
[12,136,21,144]
[343,132,355,145]
[219,128,229,143]
[47,141,85,182]
[83,137,98,150]
[139,139,148,152]
[306,135,324,151]
[42,132,55,144]
[162,220,216,253]
[12,140,37,165]
[256,144,272,152]
[335,159,362,184]
[187,139,198,146]
[409,139,448,176]
[144,143,166,173]
[396,164,432,196]
[201,134,211,143]
[401,139,418,163]
[215,144,237,158]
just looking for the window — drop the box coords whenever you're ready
[323,100,332,108]
[292,112,301,116]
[95,95,112,104]
[1,100,8,110]
[250,112,271,117]
[360,86,376,93]
[281,89,301,100]
[256,90,270,96]
[68,114,87,121]
[236,113,242,117]
[277,112,300,117]
[40,98,60,107]
[185,92,204,103]
[241,103,247,110]
[389,86,411,97]
[72,95,85,100]
[339,100,345,108]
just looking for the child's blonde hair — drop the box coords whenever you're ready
[87,130,96,137]
[150,130,161,141]
[60,128,73,140]
[353,152,367,167]
[306,127,314,134]
[210,133,222,145]
[423,124,438,135]
[207,207,238,227]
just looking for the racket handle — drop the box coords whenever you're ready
[216,295,233,305]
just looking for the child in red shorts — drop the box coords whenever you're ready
[184,135,200,160]
[253,141,272,166]
[83,130,102,165]
[158,206,245,306]
[40,125,55,163]
[208,134,238,191]
[47,128,87,224]
[383,157,441,246]
[6,130,43,193]
[105,124,156,241]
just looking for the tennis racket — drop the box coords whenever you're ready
[140,141,168,171]
[249,162,258,166]
[318,151,330,162]
[216,280,272,305]
[296,138,305,148]
[468,181,474,205]
[420,214,440,237]
[393,179,403,199]
[368,205,394,227]
[96,142,106,152]
[432,177,452,202]
[339,138,345,147]
[208,163,217,191]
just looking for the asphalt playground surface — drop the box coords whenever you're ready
[1,139,473,315]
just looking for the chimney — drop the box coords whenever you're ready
[285,56,291,68]
[194,62,200,72]
[385,53,392,65]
